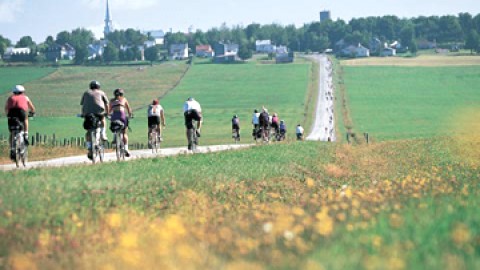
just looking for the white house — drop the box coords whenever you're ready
[3,47,31,60]
[341,44,370,58]
[256,40,276,53]
[380,47,396,57]
[146,30,165,45]
[170,43,188,60]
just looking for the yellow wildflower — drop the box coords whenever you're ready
[451,223,471,246]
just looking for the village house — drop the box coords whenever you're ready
[213,42,239,63]
[45,43,76,61]
[195,45,214,58]
[275,46,294,63]
[3,47,31,60]
[145,30,165,45]
[256,40,276,54]
[380,47,396,57]
[88,43,105,60]
[340,44,370,58]
[170,43,189,60]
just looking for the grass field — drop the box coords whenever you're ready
[342,65,480,141]
[0,135,478,269]
[0,66,56,95]
[341,55,480,67]
[0,60,312,149]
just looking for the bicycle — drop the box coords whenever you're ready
[187,120,199,151]
[111,116,133,161]
[81,113,105,164]
[8,113,33,168]
[232,128,240,143]
[148,124,162,153]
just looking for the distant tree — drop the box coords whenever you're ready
[438,15,463,42]
[400,23,416,52]
[45,36,55,46]
[103,42,119,63]
[410,40,418,55]
[465,30,480,54]
[145,45,160,63]
[458,12,474,38]
[16,36,35,48]
[74,46,88,65]
[238,44,252,60]
[56,31,71,45]
[68,28,95,64]
[164,32,188,48]
[0,35,11,56]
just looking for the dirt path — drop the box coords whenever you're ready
[306,54,336,141]
[0,144,252,171]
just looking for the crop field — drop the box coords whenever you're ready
[341,65,480,140]
[0,60,311,150]
[0,130,479,268]
[0,67,56,95]
[340,55,480,67]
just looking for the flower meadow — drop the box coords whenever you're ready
[0,136,479,269]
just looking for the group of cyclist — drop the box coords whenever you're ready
[231,107,304,142]
[5,81,308,162]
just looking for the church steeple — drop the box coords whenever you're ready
[104,0,113,38]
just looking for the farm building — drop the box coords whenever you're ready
[45,43,76,61]
[169,43,189,60]
[213,42,239,63]
[256,40,276,53]
[145,30,165,45]
[275,46,294,63]
[340,44,370,58]
[196,45,214,58]
[380,47,396,57]
[3,47,31,60]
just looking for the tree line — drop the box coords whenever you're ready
[1,12,480,64]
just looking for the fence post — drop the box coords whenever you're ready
[43,135,47,144]
[52,133,56,146]
[36,133,40,144]
[31,135,36,146]
[346,133,350,144]
[364,133,369,144]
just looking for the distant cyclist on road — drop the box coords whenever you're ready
[259,107,270,140]
[271,113,280,134]
[183,97,202,145]
[232,114,240,140]
[109,88,133,157]
[5,85,36,157]
[80,81,109,158]
[147,99,166,145]
[296,124,304,141]
[279,120,287,139]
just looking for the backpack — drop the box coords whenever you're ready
[83,113,98,130]
[260,112,269,125]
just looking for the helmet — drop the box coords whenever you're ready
[254,109,258,113]
[152,99,159,105]
[12,85,25,94]
[89,80,101,89]
[114,88,124,96]
[281,120,285,123]
[233,114,238,118]
[273,113,277,117]
[187,97,194,101]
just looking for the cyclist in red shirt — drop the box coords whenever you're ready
[4,85,36,148]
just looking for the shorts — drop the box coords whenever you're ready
[232,124,240,130]
[83,113,105,130]
[111,111,128,128]
[148,116,161,128]
[184,110,202,129]
[271,122,279,131]
[7,108,26,130]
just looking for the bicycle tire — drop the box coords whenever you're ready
[98,139,104,163]
[115,132,122,161]
[91,130,97,164]
[21,144,28,167]
[14,133,21,168]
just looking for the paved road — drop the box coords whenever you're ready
[306,54,336,142]
[0,144,252,171]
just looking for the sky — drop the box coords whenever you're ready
[0,0,479,43]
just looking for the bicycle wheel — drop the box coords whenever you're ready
[91,130,97,164]
[115,132,122,161]
[21,143,28,167]
[14,133,21,168]
[98,139,105,163]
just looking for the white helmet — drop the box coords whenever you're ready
[12,85,25,94]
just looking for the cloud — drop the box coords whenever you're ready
[0,0,25,23]
[81,0,156,11]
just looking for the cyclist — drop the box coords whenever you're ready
[251,109,260,138]
[5,85,36,158]
[259,107,270,140]
[271,113,280,134]
[80,81,109,159]
[279,120,287,140]
[183,97,202,147]
[232,114,240,140]
[147,99,166,147]
[109,88,133,157]
[296,124,304,141]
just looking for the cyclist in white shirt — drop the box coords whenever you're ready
[296,124,304,141]
[147,99,166,144]
[183,97,202,137]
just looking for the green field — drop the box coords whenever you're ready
[0,60,311,147]
[0,66,56,95]
[343,65,480,140]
